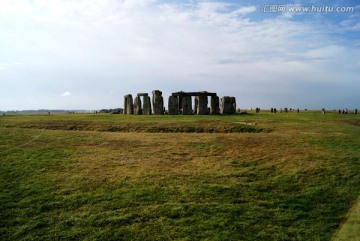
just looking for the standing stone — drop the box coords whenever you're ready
[182,96,192,115]
[142,95,152,115]
[152,90,164,115]
[220,96,232,114]
[197,95,209,115]
[134,96,142,115]
[210,95,220,114]
[124,94,134,114]
[230,97,236,114]
[194,97,198,114]
[168,95,179,115]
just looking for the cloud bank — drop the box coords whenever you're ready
[0,0,359,110]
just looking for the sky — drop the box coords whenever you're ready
[1,0,359,111]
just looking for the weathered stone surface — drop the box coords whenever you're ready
[230,97,236,114]
[172,91,216,97]
[168,95,179,115]
[210,95,220,114]
[124,94,134,114]
[152,90,164,115]
[220,96,236,114]
[196,95,209,115]
[182,96,192,115]
[220,96,231,114]
[142,95,152,115]
[194,97,198,114]
[137,93,148,97]
[134,96,142,115]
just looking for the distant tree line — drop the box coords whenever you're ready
[99,108,123,114]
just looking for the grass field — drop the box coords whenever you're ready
[1,111,359,240]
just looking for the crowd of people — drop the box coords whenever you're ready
[252,108,358,114]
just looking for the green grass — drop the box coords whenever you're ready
[332,197,360,241]
[1,111,359,240]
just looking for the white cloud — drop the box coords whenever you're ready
[62,91,71,97]
[231,6,257,16]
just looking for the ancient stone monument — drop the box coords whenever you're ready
[171,91,219,115]
[124,94,134,114]
[137,93,151,115]
[220,96,236,114]
[152,90,164,115]
[196,95,208,115]
[182,96,193,115]
[142,94,152,115]
[168,95,179,115]
[210,95,220,114]
[134,95,142,115]
[125,93,151,115]
[230,97,236,114]
[124,90,236,115]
